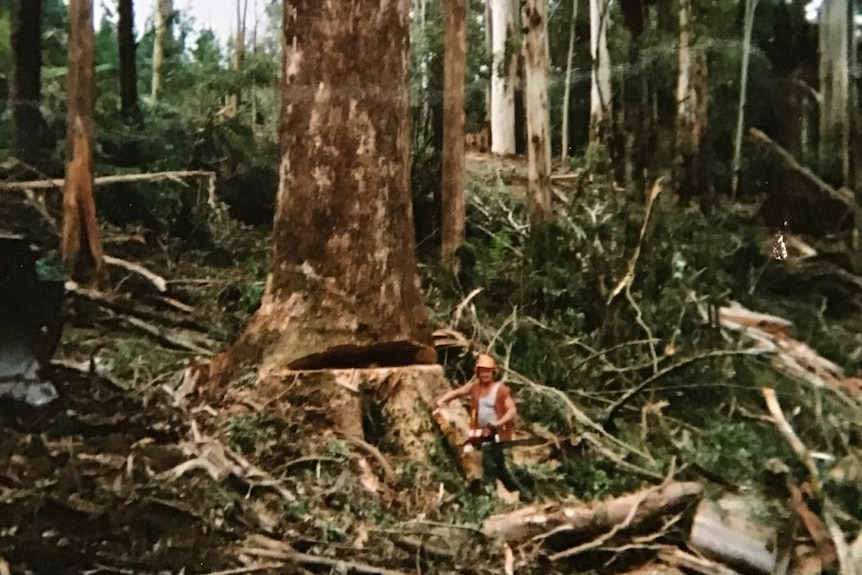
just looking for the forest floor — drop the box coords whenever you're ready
[0,155,860,575]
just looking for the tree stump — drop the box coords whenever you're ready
[214,364,481,480]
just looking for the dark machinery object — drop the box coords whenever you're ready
[0,234,65,385]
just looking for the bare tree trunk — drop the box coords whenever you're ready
[207,0,434,382]
[730,0,757,199]
[227,0,249,115]
[490,0,516,154]
[522,0,552,229]
[818,0,852,186]
[674,0,709,202]
[441,0,467,272]
[64,0,108,288]
[11,0,45,162]
[560,0,578,163]
[118,0,141,125]
[589,0,611,142]
[151,0,172,102]
[484,0,493,127]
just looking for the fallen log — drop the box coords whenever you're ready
[481,481,703,547]
[660,548,744,575]
[688,496,776,574]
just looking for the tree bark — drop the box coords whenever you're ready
[730,0,757,199]
[674,0,709,202]
[589,0,611,142]
[11,0,45,162]
[64,0,108,288]
[560,0,578,163]
[818,0,852,186]
[151,0,172,102]
[490,0,516,154]
[208,0,434,379]
[521,0,552,229]
[441,0,467,273]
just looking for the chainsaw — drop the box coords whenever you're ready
[462,424,546,453]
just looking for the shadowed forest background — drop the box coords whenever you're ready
[0,0,861,573]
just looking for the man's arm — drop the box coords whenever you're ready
[434,378,475,409]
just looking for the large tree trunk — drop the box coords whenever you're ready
[150,0,172,102]
[441,0,467,272]
[64,0,108,288]
[589,0,611,142]
[674,0,709,202]
[490,0,516,154]
[208,0,434,382]
[818,0,852,186]
[560,0,578,163]
[730,0,757,199]
[522,0,552,229]
[11,0,45,162]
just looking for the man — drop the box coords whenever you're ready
[435,353,522,494]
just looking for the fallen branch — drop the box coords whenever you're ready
[761,387,821,490]
[748,128,862,219]
[606,178,664,306]
[341,434,397,485]
[603,348,771,430]
[660,548,744,575]
[0,170,216,192]
[104,255,168,293]
[199,565,283,575]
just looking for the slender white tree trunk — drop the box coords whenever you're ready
[522,0,552,229]
[731,0,757,198]
[561,0,578,162]
[490,0,516,154]
[589,0,611,141]
[818,0,852,184]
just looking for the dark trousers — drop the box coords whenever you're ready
[481,445,521,493]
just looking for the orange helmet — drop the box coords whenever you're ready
[475,353,498,371]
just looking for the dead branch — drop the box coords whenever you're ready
[104,255,168,292]
[748,128,862,219]
[660,549,745,575]
[688,499,776,574]
[0,170,216,192]
[65,281,217,354]
[548,458,677,561]
[824,505,857,575]
[606,178,664,306]
[239,544,410,575]
[199,565,283,575]
[340,434,397,485]
[603,348,771,430]
[761,387,821,490]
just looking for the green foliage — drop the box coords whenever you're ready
[222,414,280,456]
